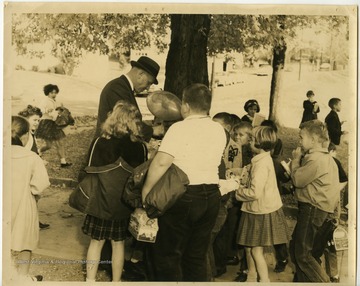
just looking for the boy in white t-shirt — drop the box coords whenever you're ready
[142,84,227,282]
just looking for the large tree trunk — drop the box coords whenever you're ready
[269,39,287,126]
[164,14,211,99]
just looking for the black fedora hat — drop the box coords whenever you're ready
[131,56,160,85]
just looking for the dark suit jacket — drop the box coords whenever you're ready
[96,75,139,135]
[325,110,342,145]
[95,75,153,140]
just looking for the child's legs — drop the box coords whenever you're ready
[209,203,227,277]
[86,239,106,280]
[226,205,241,258]
[111,240,125,282]
[250,246,269,282]
[16,250,31,276]
[245,247,256,275]
[238,246,248,271]
[324,246,338,278]
[274,243,289,262]
[39,140,52,154]
[54,138,66,160]
[292,202,330,282]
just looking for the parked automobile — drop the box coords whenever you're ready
[255,64,273,76]
[319,63,331,71]
[214,70,242,87]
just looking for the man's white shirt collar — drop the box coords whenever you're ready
[125,74,134,92]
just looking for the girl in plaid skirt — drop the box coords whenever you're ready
[235,126,290,282]
[82,101,148,282]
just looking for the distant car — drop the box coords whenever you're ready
[255,64,272,76]
[319,63,331,71]
[214,72,231,87]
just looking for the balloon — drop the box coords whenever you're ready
[146,91,182,121]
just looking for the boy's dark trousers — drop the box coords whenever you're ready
[150,184,220,281]
[290,202,330,282]
[207,202,228,279]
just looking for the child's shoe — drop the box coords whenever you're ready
[274,259,288,272]
[226,256,240,265]
[234,271,247,282]
[330,276,340,283]
[60,162,72,168]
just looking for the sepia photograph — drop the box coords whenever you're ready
[2,1,357,285]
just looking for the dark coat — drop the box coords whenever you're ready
[95,75,139,136]
[301,100,320,124]
[95,75,153,141]
[325,110,342,145]
[83,136,147,220]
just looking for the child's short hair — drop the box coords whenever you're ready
[213,112,233,127]
[232,121,253,132]
[253,126,277,151]
[261,119,278,133]
[182,83,212,113]
[43,84,59,96]
[300,120,329,143]
[328,98,341,109]
[244,99,260,113]
[18,105,43,118]
[230,114,242,126]
[12,116,30,145]
[306,90,315,97]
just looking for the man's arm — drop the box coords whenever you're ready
[142,151,174,203]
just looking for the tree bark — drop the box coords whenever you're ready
[269,39,287,126]
[164,14,211,99]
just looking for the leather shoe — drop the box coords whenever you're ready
[32,275,43,281]
[234,271,247,282]
[274,259,288,273]
[60,162,72,168]
[39,222,50,230]
[226,256,240,265]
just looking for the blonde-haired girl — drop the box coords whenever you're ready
[235,126,289,282]
[82,101,148,282]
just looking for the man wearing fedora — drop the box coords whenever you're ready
[95,56,161,139]
[94,56,160,280]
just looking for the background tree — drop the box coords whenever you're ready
[12,13,349,125]
[12,13,169,75]
[163,14,210,98]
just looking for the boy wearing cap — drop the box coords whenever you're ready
[95,56,160,138]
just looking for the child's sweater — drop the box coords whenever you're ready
[236,152,282,214]
[223,138,242,169]
[290,148,340,213]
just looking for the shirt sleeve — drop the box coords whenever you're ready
[291,156,321,188]
[30,155,50,195]
[157,124,179,158]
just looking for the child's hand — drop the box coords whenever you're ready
[341,120,346,125]
[292,147,303,160]
[219,179,240,196]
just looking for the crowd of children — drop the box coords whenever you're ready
[205,91,348,283]
[11,85,349,283]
